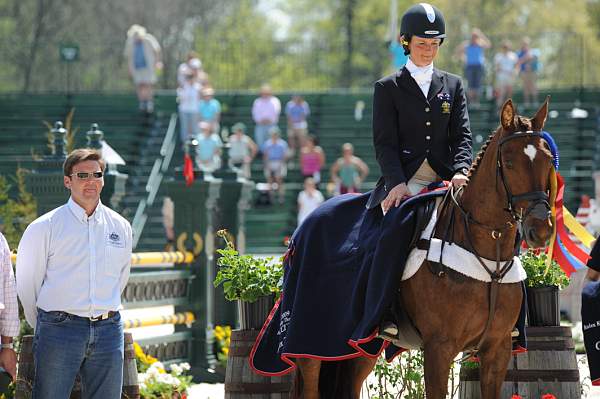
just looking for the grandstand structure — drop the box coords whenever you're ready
[1,90,598,255]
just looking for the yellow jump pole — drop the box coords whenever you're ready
[123,311,195,329]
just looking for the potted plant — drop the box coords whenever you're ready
[213,229,283,330]
[520,249,569,326]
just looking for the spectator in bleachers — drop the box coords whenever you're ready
[228,122,257,179]
[124,24,162,113]
[177,52,202,87]
[297,177,324,227]
[493,40,518,110]
[176,73,201,147]
[285,95,310,156]
[262,127,289,204]
[252,84,281,149]
[330,143,369,195]
[196,121,222,172]
[199,86,221,134]
[516,37,540,107]
[456,28,491,108]
[299,134,325,186]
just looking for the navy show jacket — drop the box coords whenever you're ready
[367,67,473,209]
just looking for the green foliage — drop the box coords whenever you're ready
[213,229,283,303]
[520,249,569,289]
[0,169,37,249]
[366,352,425,399]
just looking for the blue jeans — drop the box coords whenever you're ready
[254,123,276,149]
[179,111,200,145]
[33,310,124,399]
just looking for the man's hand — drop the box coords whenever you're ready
[0,348,16,380]
[382,183,410,213]
[451,173,469,187]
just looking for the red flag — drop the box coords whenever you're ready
[183,154,194,187]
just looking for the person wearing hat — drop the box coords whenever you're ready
[228,122,258,178]
[368,2,472,214]
[370,3,472,339]
[124,24,162,113]
[196,120,223,172]
[199,86,221,134]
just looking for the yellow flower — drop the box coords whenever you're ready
[222,347,229,356]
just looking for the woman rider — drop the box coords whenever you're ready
[369,3,473,337]
[368,2,472,214]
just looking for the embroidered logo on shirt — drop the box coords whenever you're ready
[441,101,451,114]
[437,93,451,101]
[107,232,124,248]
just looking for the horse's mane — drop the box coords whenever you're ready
[467,116,532,179]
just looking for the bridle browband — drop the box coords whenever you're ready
[496,130,551,225]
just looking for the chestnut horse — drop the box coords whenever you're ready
[294,99,555,399]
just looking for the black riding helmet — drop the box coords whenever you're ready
[400,3,446,54]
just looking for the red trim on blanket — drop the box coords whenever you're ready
[347,328,390,358]
[593,377,600,386]
[385,346,408,362]
[249,300,397,377]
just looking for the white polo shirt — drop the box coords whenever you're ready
[16,198,132,329]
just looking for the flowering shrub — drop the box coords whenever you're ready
[134,342,192,399]
[214,325,231,367]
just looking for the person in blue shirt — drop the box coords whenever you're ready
[198,86,221,134]
[262,127,289,204]
[456,28,491,108]
[516,37,540,107]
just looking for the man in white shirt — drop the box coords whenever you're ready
[0,233,19,381]
[16,149,132,399]
[252,84,281,148]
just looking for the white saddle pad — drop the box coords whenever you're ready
[402,199,526,283]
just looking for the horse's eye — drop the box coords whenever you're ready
[505,160,514,169]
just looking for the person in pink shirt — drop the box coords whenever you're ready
[252,84,281,149]
[299,135,325,186]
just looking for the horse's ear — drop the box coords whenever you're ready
[500,99,516,130]
[531,96,550,131]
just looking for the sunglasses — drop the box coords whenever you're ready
[70,171,103,180]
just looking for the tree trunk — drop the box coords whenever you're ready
[341,0,355,88]
[23,0,48,92]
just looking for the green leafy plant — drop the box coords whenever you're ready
[520,249,569,289]
[0,168,37,249]
[213,229,283,303]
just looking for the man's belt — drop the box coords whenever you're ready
[88,311,117,321]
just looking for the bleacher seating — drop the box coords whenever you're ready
[1,90,598,255]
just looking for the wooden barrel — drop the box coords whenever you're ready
[225,329,295,398]
[16,332,139,399]
[459,326,581,398]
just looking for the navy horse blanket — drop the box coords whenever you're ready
[250,188,446,376]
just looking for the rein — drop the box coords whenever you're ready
[431,130,551,355]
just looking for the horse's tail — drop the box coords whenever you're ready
[318,359,356,399]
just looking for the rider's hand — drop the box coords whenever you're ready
[450,173,469,187]
[382,183,410,213]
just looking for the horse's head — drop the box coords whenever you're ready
[497,98,554,248]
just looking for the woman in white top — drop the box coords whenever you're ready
[493,40,518,109]
[228,122,257,178]
[297,177,325,226]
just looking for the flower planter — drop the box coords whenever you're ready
[527,285,560,326]
[238,295,274,330]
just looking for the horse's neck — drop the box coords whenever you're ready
[447,155,518,260]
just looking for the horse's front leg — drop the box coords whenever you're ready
[478,335,512,399]
[349,356,378,399]
[423,341,459,399]
[295,358,321,399]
